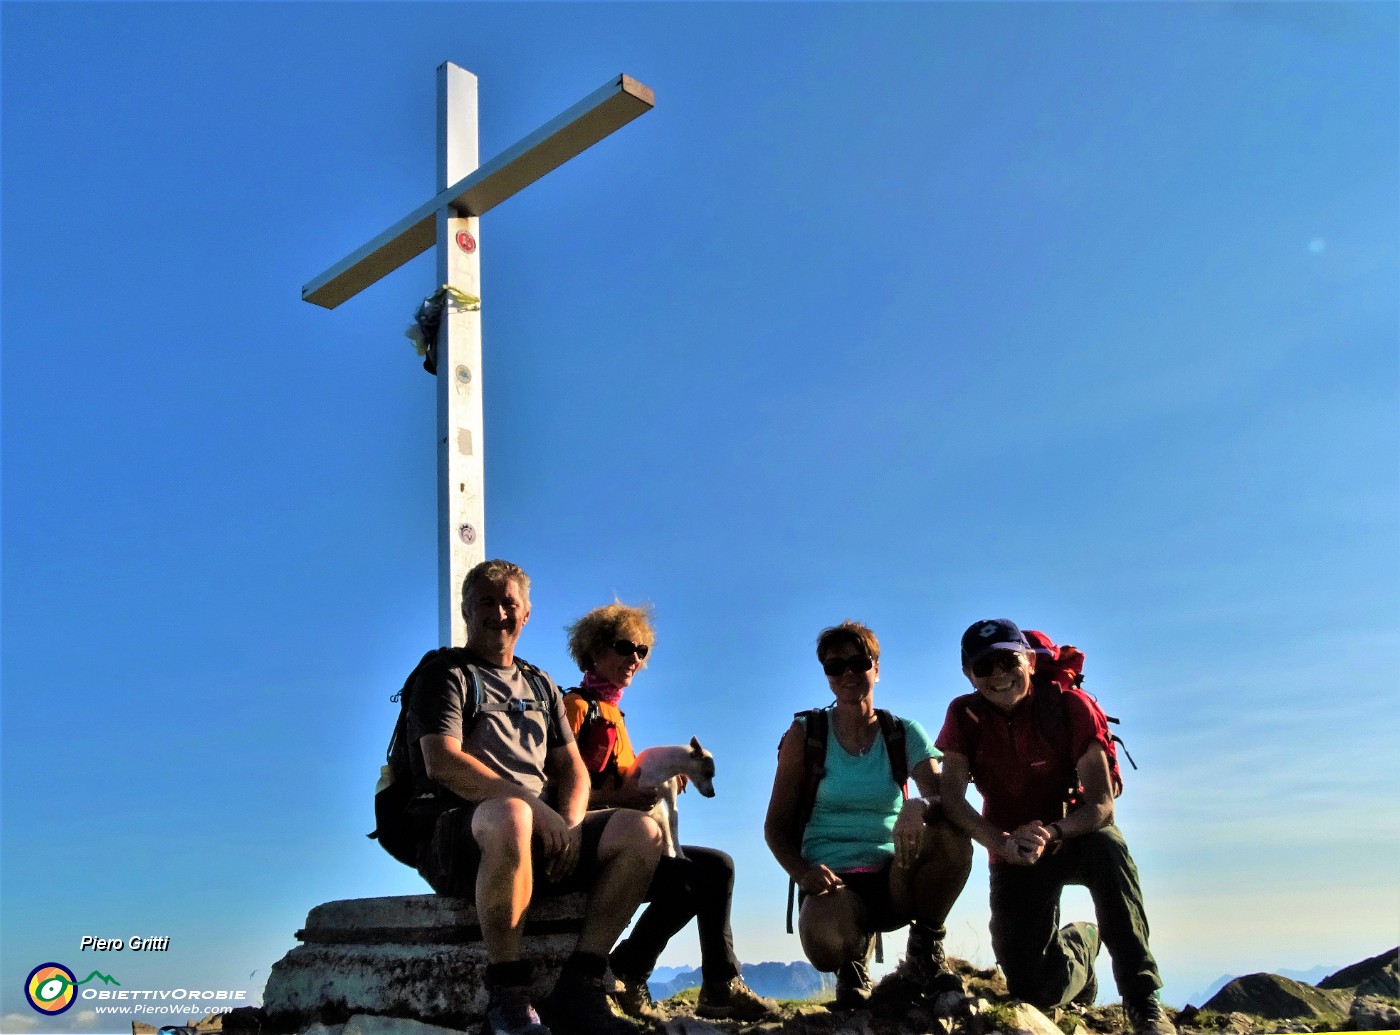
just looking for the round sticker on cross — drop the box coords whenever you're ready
[458,523,477,545]
[456,230,477,253]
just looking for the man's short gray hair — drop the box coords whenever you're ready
[461,559,531,611]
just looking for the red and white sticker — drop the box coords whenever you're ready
[456,230,477,253]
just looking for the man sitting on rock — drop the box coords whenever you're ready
[935,619,1175,1035]
[408,559,663,1035]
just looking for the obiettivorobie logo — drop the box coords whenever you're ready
[23,963,249,1017]
[24,962,120,1015]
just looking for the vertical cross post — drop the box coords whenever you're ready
[437,64,483,647]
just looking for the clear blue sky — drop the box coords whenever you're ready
[3,3,1397,1031]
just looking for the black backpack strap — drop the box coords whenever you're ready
[513,657,562,743]
[786,708,829,935]
[875,709,908,792]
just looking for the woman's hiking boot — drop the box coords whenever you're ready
[695,976,779,1021]
[1124,991,1177,1035]
[609,972,666,1024]
[482,987,551,1035]
[873,929,963,1002]
[539,961,644,1035]
[873,923,962,1007]
[829,959,873,1011]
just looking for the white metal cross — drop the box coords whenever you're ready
[302,65,653,645]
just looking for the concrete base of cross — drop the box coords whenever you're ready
[261,893,587,1033]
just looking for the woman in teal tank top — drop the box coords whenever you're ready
[764,621,973,1010]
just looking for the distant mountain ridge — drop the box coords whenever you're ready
[648,960,834,1000]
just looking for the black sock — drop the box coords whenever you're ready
[486,960,532,991]
[562,951,608,981]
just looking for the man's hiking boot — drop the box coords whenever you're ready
[1125,991,1177,1035]
[539,971,643,1035]
[829,959,873,1011]
[610,973,666,1024]
[483,987,551,1035]
[1065,922,1101,1007]
[695,976,779,1021]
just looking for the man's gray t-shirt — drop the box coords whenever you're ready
[406,649,574,800]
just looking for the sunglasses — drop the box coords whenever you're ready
[970,650,1026,678]
[821,655,874,678]
[613,639,650,660]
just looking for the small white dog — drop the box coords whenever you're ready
[623,737,716,860]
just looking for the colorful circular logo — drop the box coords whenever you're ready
[455,230,476,253]
[25,963,76,1014]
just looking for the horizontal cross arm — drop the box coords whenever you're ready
[302,74,654,309]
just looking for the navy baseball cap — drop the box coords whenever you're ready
[961,618,1030,666]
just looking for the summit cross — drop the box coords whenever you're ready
[302,64,654,645]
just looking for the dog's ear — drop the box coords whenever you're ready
[689,736,704,755]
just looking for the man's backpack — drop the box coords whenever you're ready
[369,647,559,867]
[781,706,909,935]
[957,630,1135,809]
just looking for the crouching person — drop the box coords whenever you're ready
[936,619,1174,1035]
[408,560,663,1035]
[765,621,973,1010]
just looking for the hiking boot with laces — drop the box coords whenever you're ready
[828,959,873,1011]
[1124,991,1177,1035]
[483,987,551,1035]
[695,976,779,1021]
[1065,921,1101,1007]
[539,971,642,1035]
[873,923,962,1007]
[610,973,665,1024]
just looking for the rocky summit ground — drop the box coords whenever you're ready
[222,947,1398,1035]
[631,949,1399,1035]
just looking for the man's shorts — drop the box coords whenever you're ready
[417,803,615,899]
[799,860,906,933]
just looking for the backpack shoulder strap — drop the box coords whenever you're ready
[512,656,562,742]
[874,709,909,793]
[1032,678,1069,748]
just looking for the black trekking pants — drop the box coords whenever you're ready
[989,825,1162,1009]
[608,845,741,986]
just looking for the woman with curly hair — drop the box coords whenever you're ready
[563,602,776,1024]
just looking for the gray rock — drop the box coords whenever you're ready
[933,989,971,1017]
[342,1014,467,1035]
[993,1002,1062,1035]
[660,1020,729,1035]
[1350,994,1400,1032]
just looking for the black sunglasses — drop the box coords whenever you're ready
[613,639,650,660]
[970,650,1025,678]
[821,655,873,678]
